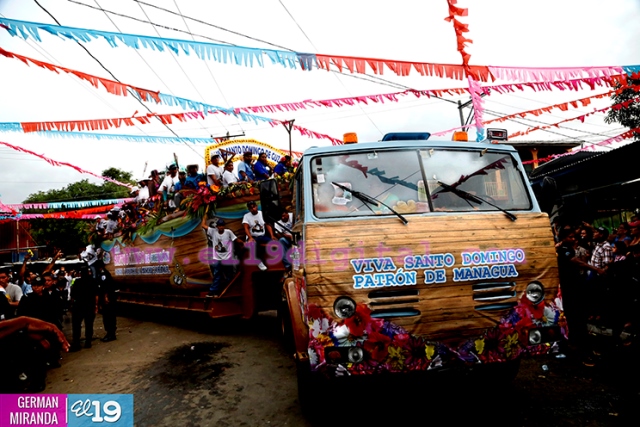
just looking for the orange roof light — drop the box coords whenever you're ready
[452,131,468,142]
[343,132,358,144]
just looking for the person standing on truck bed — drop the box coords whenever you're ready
[243,201,276,271]
[206,154,224,187]
[253,152,272,180]
[237,151,256,183]
[201,217,244,297]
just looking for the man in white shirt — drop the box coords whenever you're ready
[159,164,180,211]
[201,217,243,297]
[206,154,224,187]
[136,178,151,205]
[274,210,294,269]
[242,201,276,271]
[222,161,238,188]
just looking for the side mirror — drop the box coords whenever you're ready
[538,176,560,214]
[259,179,282,224]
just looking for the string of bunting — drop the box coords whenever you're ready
[509,96,640,139]
[430,81,640,138]
[0,113,344,146]
[0,46,632,116]
[5,198,133,211]
[0,45,634,134]
[521,126,640,166]
[1,17,638,83]
[0,140,132,188]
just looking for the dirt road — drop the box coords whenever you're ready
[44,305,639,427]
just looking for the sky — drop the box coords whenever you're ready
[0,0,639,205]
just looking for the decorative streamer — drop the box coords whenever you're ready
[5,198,133,211]
[0,140,132,188]
[521,126,640,166]
[0,45,634,126]
[1,17,638,83]
[2,113,344,147]
[0,47,161,103]
[509,96,640,139]
[444,0,485,141]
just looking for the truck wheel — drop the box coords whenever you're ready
[277,300,294,353]
[296,360,324,417]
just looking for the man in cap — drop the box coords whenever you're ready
[206,153,223,187]
[201,217,244,297]
[274,155,292,176]
[237,151,256,183]
[243,201,276,271]
[173,169,188,210]
[129,185,139,199]
[185,164,205,190]
[159,164,180,211]
[136,177,150,204]
[253,152,272,181]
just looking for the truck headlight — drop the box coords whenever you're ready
[333,297,356,319]
[348,347,364,363]
[529,329,543,345]
[525,281,545,305]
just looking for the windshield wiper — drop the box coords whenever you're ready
[436,181,517,221]
[331,182,408,225]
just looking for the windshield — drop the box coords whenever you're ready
[311,148,532,219]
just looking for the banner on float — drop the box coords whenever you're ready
[204,139,301,168]
[0,394,133,427]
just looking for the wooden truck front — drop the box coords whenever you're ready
[282,138,567,405]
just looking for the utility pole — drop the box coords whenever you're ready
[283,120,295,157]
[211,131,245,143]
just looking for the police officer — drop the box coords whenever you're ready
[97,266,117,342]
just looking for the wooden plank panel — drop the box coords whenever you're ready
[301,212,559,339]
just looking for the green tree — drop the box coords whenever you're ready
[605,77,640,139]
[22,168,135,256]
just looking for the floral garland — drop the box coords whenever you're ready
[307,294,566,376]
[182,173,294,218]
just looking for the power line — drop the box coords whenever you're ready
[131,0,219,141]
[66,0,235,45]
[171,0,241,134]
[132,0,294,51]
[33,0,202,159]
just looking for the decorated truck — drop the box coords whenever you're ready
[280,130,567,406]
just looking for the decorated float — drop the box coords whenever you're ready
[97,139,296,318]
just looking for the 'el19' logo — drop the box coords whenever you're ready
[70,399,121,422]
[68,394,133,426]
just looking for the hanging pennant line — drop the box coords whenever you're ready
[508,95,640,139]
[0,140,132,188]
[1,16,638,83]
[1,45,634,131]
[5,199,133,211]
[521,126,640,166]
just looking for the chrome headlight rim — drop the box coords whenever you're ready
[333,296,356,319]
[525,281,545,305]
[347,347,364,363]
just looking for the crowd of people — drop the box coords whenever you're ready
[553,216,640,365]
[128,151,293,211]
[0,249,117,392]
[200,201,294,297]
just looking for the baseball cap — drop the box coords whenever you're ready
[130,186,140,194]
[216,219,226,226]
[168,164,178,170]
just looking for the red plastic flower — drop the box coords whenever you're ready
[344,304,372,337]
[363,330,391,362]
